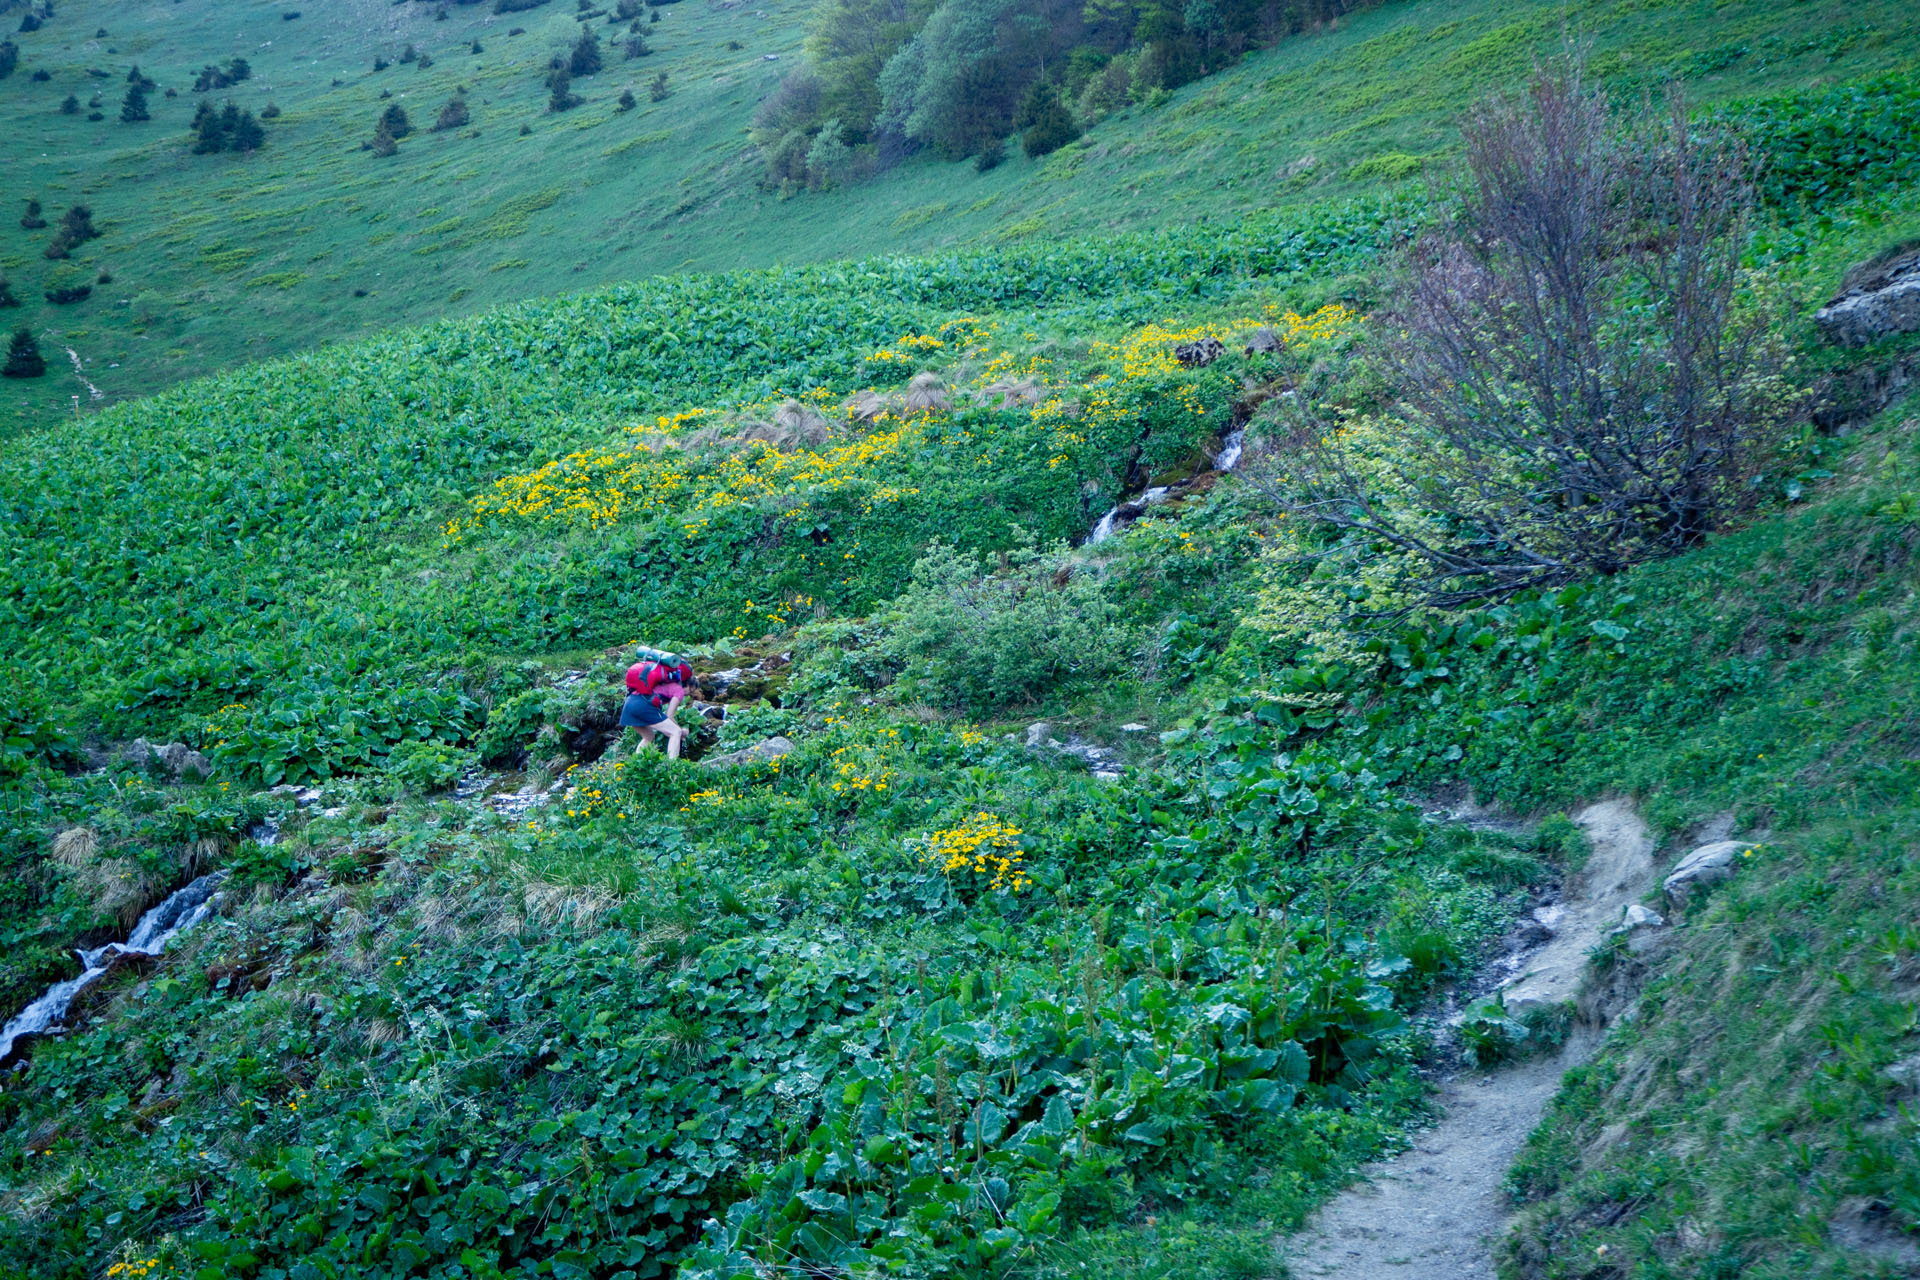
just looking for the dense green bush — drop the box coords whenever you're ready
[878,540,1131,713]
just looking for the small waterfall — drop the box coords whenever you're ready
[1087,486,1170,546]
[1,872,228,1067]
[1215,427,1246,472]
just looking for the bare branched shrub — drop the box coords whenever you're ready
[1255,60,1796,615]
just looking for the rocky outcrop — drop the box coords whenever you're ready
[1815,244,1920,346]
[1020,723,1124,780]
[1174,336,1226,368]
[704,736,794,768]
[1661,839,1755,910]
[123,739,214,780]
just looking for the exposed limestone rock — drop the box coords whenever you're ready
[704,736,794,768]
[1815,244,1920,346]
[1662,839,1755,909]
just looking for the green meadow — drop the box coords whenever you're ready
[3,0,1918,430]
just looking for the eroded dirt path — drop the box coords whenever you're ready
[1278,800,1656,1279]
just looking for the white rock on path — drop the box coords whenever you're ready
[1621,903,1665,930]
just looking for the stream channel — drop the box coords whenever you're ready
[0,817,276,1067]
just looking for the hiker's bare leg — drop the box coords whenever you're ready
[662,718,684,761]
[637,725,657,753]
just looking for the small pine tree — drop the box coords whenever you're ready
[126,64,156,90]
[229,109,264,152]
[416,52,433,69]
[622,32,649,58]
[0,277,17,307]
[373,56,389,72]
[1019,82,1080,159]
[370,121,398,157]
[0,40,17,80]
[546,68,579,112]
[975,138,1005,172]
[399,43,419,64]
[432,93,470,131]
[648,70,668,101]
[120,83,151,123]
[2,326,45,379]
[190,98,225,151]
[470,39,483,54]
[227,57,251,83]
[616,87,635,111]
[380,103,413,138]
[569,29,602,76]
[20,198,45,229]
[260,101,281,118]
[61,93,78,114]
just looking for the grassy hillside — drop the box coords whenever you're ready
[4,10,1920,1278]
[0,140,1918,1278]
[3,0,1919,430]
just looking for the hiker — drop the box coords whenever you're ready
[620,654,694,760]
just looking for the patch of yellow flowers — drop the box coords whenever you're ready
[919,811,1031,893]
[445,307,1359,546]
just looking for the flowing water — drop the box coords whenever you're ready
[1215,427,1246,473]
[0,827,261,1066]
[1087,486,1170,545]
[1086,427,1246,545]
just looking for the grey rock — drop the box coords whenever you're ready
[705,735,795,768]
[1050,735,1125,781]
[1662,839,1754,907]
[149,741,213,779]
[122,738,155,767]
[1885,1054,1920,1093]
[1174,336,1227,368]
[1120,722,1150,732]
[1244,327,1283,356]
[1621,903,1666,930]
[1816,248,1920,346]
[1024,722,1054,748]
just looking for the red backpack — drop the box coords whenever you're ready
[626,659,692,707]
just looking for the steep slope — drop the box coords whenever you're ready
[2,0,1918,430]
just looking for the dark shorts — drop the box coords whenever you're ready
[619,694,668,728]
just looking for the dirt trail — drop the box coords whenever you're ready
[1279,800,1656,1279]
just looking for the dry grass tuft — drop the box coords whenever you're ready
[520,877,617,932]
[50,826,98,868]
[977,378,1043,409]
[903,372,950,413]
